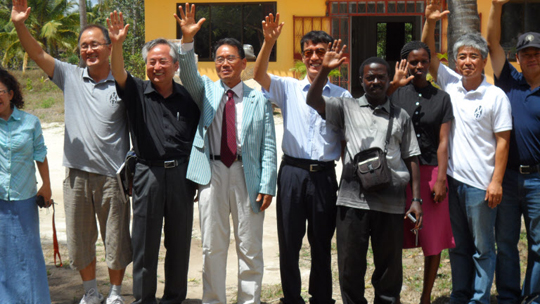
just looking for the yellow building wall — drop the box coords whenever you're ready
[145,0,327,82]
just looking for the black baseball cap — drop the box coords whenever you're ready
[516,32,540,52]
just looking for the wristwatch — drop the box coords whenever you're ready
[412,198,423,205]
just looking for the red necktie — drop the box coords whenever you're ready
[221,90,237,167]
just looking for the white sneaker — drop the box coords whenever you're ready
[106,295,126,304]
[79,288,105,304]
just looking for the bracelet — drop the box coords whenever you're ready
[412,197,423,205]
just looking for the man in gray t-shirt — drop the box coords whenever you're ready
[307,50,422,303]
[12,2,131,303]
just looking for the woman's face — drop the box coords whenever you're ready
[0,81,14,120]
[406,49,430,81]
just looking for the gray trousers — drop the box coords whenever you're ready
[131,161,196,304]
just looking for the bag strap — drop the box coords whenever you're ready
[52,201,63,267]
[383,102,394,154]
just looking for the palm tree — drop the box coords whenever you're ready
[446,0,480,69]
[0,0,79,70]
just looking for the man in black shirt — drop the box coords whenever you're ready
[108,12,200,303]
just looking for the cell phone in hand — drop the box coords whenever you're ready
[36,195,46,208]
[407,213,417,223]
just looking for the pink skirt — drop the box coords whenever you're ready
[403,165,455,256]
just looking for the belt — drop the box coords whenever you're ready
[210,154,242,162]
[138,158,187,168]
[517,164,540,174]
[282,155,335,172]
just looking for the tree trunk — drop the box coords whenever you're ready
[447,0,480,69]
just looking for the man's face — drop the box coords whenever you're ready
[215,44,246,88]
[145,44,179,86]
[361,63,389,100]
[407,49,430,81]
[302,40,329,82]
[79,28,111,69]
[455,46,486,80]
[516,47,540,77]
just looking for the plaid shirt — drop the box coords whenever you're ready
[0,108,47,201]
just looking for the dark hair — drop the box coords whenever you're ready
[300,31,334,53]
[0,68,24,109]
[78,24,111,45]
[213,38,245,59]
[359,57,390,79]
[400,41,431,61]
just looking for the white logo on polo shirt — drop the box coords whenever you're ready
[108,91,120,107]
[474,105,483,119]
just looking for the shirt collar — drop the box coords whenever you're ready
[300,77,331,93]
[9,107,22,121]
[222,81,243,98]
[358,95,391,113]
[458,75,489,96]
[144,79,182,97]
[82,67,115,84]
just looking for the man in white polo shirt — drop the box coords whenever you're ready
[422,2,512,303]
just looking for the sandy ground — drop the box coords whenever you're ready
[37,119,346,304]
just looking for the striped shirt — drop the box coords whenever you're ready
[0,108,47,201]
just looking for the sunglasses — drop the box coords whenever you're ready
[302,48,326,58]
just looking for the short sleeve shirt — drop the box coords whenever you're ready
[437,63,513,190]
[51,59,129,177]
[325,95,421,214]
[392,83,453,166]
[0,108,47,201]
[494,59,540,167]
[263,75,352,161]
[116,73,200,160]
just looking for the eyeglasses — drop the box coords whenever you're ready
[0,89,8,96]
[80,43,109,51]
[302,48,326,58]
[215,55,240,65]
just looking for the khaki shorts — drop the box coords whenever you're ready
[63,168,132,270]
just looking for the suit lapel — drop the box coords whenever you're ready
[242,84,256,145]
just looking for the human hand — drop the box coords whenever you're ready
[405,201,423,229]
[174,3,206,43]
[107,11,130,44]
[262,13,284,43]
[432,179,447,203]
[391,59,414,88]
[425,0,450,23]
[11,0,31,24]
[322,40,347,71]
[485,180,503,208]
[36,183,52,208]
[257,193,273,211]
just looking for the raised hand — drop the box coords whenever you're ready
[11,0,31,24]
[425,0,450,22]
[322,40,347,71]
[391,59,414,88]
[174,3,206,43]
[107,11,130,44]
[262,13,284,44]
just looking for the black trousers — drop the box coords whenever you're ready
[277,161,338,304]
[131,161,196,304]
[336,206,403,304]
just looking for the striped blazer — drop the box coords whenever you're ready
[178,48,277,213]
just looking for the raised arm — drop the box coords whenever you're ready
[421,0,449,82]
[387,59,414,96]
[11,0,55,77]
[306,40,346,115]
[174,3,206,44]
[487,0,509,78]
[253,13,284,91]
[107,11,130,89]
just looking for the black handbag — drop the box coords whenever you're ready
[349,104,394,192]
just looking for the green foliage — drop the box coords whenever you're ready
[41,97,55,108]
[289,60,342,79]
[25,78,33,91]
[0,0,79,69]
